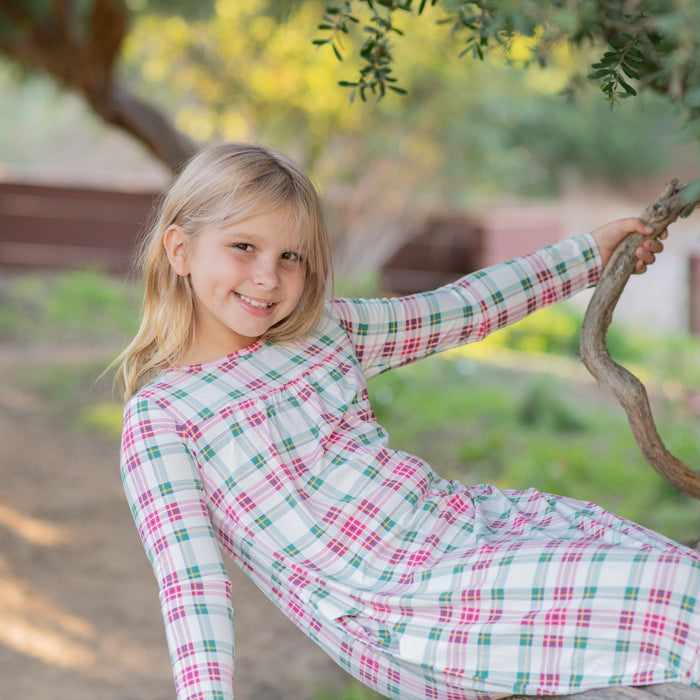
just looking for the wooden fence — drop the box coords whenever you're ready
[0,179,158,274]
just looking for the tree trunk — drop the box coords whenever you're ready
[0,0,197,173]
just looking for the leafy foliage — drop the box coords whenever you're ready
[470,304,642,362]
[586,34,644,105]
[114,0,688,191]
[1,0,698,180]
[317,0,700,127]
[313,1,413,101]
[0,0,695,213]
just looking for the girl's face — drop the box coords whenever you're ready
[165,204,307,364]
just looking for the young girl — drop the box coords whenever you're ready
[118,142,699,700]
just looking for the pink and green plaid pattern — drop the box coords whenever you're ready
[121,234,700,700]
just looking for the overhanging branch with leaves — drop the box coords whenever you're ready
[317,0,700,124]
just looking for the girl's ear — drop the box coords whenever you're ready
[163,225,190,276]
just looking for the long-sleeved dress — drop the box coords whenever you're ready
[120,233,700,700]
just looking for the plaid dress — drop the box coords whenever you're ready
[121,234,700,700]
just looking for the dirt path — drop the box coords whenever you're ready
[0,345,349,700]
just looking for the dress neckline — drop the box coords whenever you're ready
[169,337,267,374]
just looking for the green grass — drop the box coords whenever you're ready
[317,680,384,700]
[0,269,139,437]
[16,357,124,437]
[0,268,141,343]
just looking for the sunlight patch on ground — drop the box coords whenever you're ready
[0,555,96,673]
[0,555,158,680]
[0,502,73,547]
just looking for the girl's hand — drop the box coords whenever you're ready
[590,217,667,274]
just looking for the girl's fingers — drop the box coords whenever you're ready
[632,229,667,273]
[633,243,661,274]
[643,237,664,254]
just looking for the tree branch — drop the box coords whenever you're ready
[0,0,196,172]
[52,0,79,57]
[580,180,700,499]
[83,0,128,88]
[91,82,198,170]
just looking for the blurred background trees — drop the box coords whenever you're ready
[0,1,698,274]
[1,1,695,179]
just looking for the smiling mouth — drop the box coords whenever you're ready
[237,292,275,309]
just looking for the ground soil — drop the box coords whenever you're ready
[0,343,351,700]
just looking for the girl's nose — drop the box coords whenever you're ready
[252,256,280,289]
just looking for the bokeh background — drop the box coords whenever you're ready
[1,3,699,699]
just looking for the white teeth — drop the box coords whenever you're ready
[239,293,273,309]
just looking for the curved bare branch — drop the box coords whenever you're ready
[93,83,198,171]
[580,179,700,499]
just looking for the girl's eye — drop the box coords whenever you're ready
[282,251,302,263]
[233,243,253,252]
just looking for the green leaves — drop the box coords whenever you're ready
[586,34,643,106]
[315,0,700,165]
[315,0,435,100]
[313,2,359,62]
[452,4,491,61]
[316,2,652,103]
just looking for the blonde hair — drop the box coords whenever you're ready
[114,142,332,399]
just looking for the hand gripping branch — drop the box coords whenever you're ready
[580,179,700,500]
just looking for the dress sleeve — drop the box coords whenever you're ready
[120,393,235,700]
[330,233,601,378]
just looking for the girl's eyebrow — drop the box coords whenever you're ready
[219,227,305,252]
[219,222,255,235]
[218,227,261,242]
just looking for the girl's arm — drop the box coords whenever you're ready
[121,395,234,700]
[332,222,661,379]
